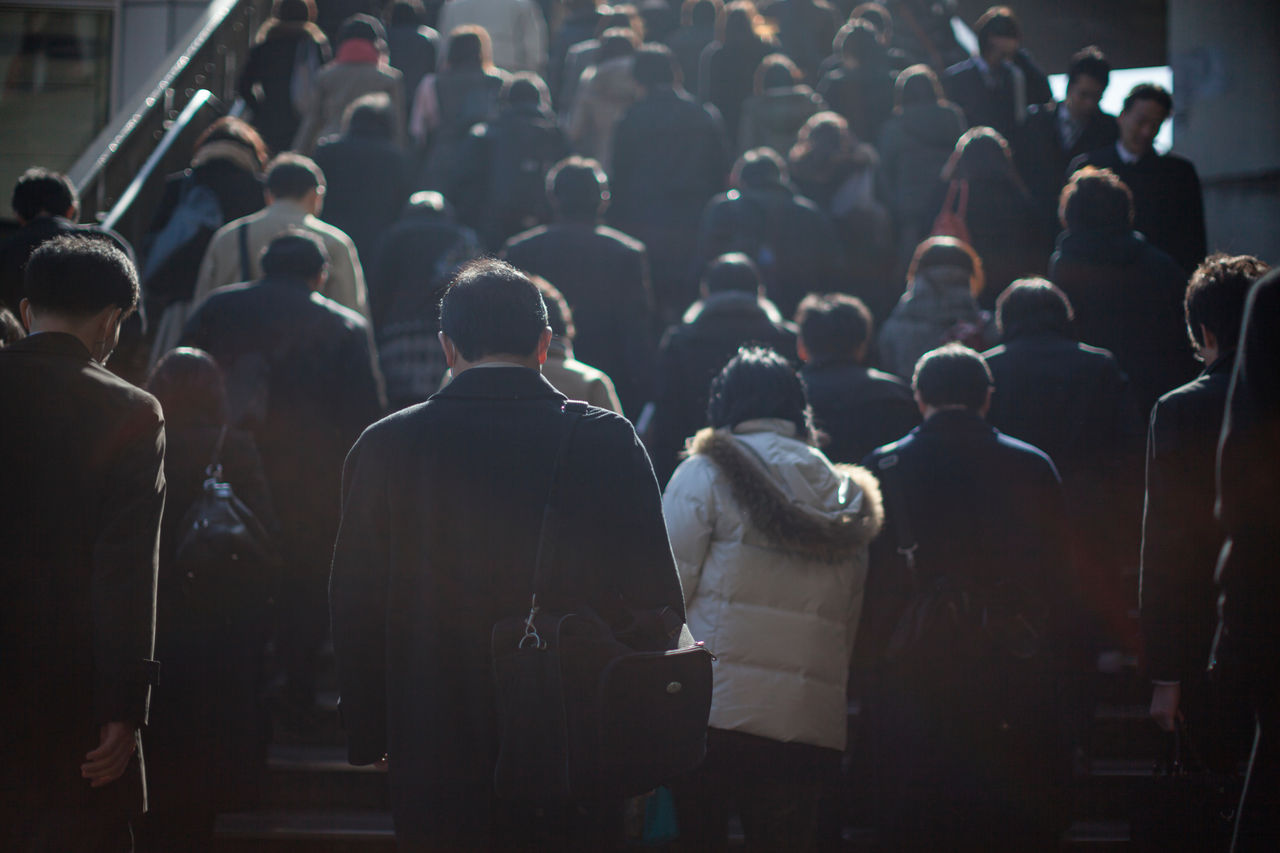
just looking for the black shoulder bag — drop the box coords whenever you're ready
[175,426,278,615]
[491,401,714,802]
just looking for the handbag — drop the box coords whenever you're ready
[491,401,714,802]
[930,179,972,246]
[175,426,277,615]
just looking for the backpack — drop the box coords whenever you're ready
[876,454,1049,686]
[141,178,224,304]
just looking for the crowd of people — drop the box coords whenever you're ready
[1,0,1277,851]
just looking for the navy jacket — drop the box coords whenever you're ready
[800,357,919,465]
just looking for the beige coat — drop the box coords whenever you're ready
[662,420,883,750]
[292,61,405,154]
[540,343,622,413]
[191,200,368,318]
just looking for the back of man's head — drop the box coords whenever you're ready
[1186,254,1270,354]
[732,147,787,191]
[702,252,762,295]
[343,93,396,139]
[912,343,993,411]
[404,190,455,219]
[975,5,1019,55]
[24,235,138,317]
[795,292,871,362]
[266,153,325,201]
[633,43,679,89]
[995,277,1074,340]
[1060,166,1133,233]
[260,230,329,281]
[502,73,551,110]
[440,259,548,361]
[548,156,608,220]
[12,167,77,223]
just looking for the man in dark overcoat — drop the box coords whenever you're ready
[329,258,685,850]
[859,344,1074,852]
[181,231,385,725]
[0,236,164,851]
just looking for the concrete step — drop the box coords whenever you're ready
[261,744,388,810]
[1090,703,1168,761]
[1063,819,1131,849]
[213,810,394,852]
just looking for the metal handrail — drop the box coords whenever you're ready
[100,89,223,238]
[67,0,271,236]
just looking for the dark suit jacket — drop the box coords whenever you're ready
[942,50,1052,139]
[1013,101,1117,236]
[0,332,164,814]
[1140,356,1232,685]
[649,291,798,484]
[181,274,386,573]
[800,358,919,464]
[329,366,685,840]
[504,222,656,417]
[1070,145,1207,276]
[1215,268,1280,684]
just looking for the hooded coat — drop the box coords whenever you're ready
[876,102,966,234]
[663,421,883,750]
[567,55,638,171]
[877,264,995,379]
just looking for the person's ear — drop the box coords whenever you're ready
[914,388,927,417]
[438,331,458,369]
[979,385,994,419]
[19,298,32,331]
[1200,325,1218,353]
[535,326,553,366]
[796,337,810,363]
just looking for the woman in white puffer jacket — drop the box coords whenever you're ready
[662,346,883,852]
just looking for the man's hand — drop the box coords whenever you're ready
[1150,682,1181,732]
[81,722,136,788]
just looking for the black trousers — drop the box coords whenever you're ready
[669,727,841,853]
[1,806,133,853]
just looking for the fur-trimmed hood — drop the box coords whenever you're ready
[686,423,883,562]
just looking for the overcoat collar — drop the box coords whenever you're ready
[5,330,92,361]
[431,364,566,402]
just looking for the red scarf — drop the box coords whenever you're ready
[337,38,381,65]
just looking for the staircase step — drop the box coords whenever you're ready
[1091,703,1168,760]
[213,810,394,852]
[1073,758,1157,820]
[262,745,389,810]
[1063,819,1131,848]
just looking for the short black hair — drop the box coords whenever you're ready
[388,0,424,27]
[260,230,329,279]
[266,153,325,200]
[1067,45,1110,91]
[995,277,1074,340]
[343,93,396,138]
[708,346,814,441]
[502,72,551,110]
[24,235,139,317]
[732,147,787,190]
[795,292,871,360]
[702,252,761,294]
[912,343,992,410]
[1185,254,1270,353]
[531,275,575,340]
[683,0,720,28]
[634,43,678,88]
[1122,82,1172,115]
[975,5,1019,55]
[1061,166,1132,232]
[12,167,76,222]
[548,156,608,220]
[439,259,548,361]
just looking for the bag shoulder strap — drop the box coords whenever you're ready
[238,221,252,283]
[531,401,589,596]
